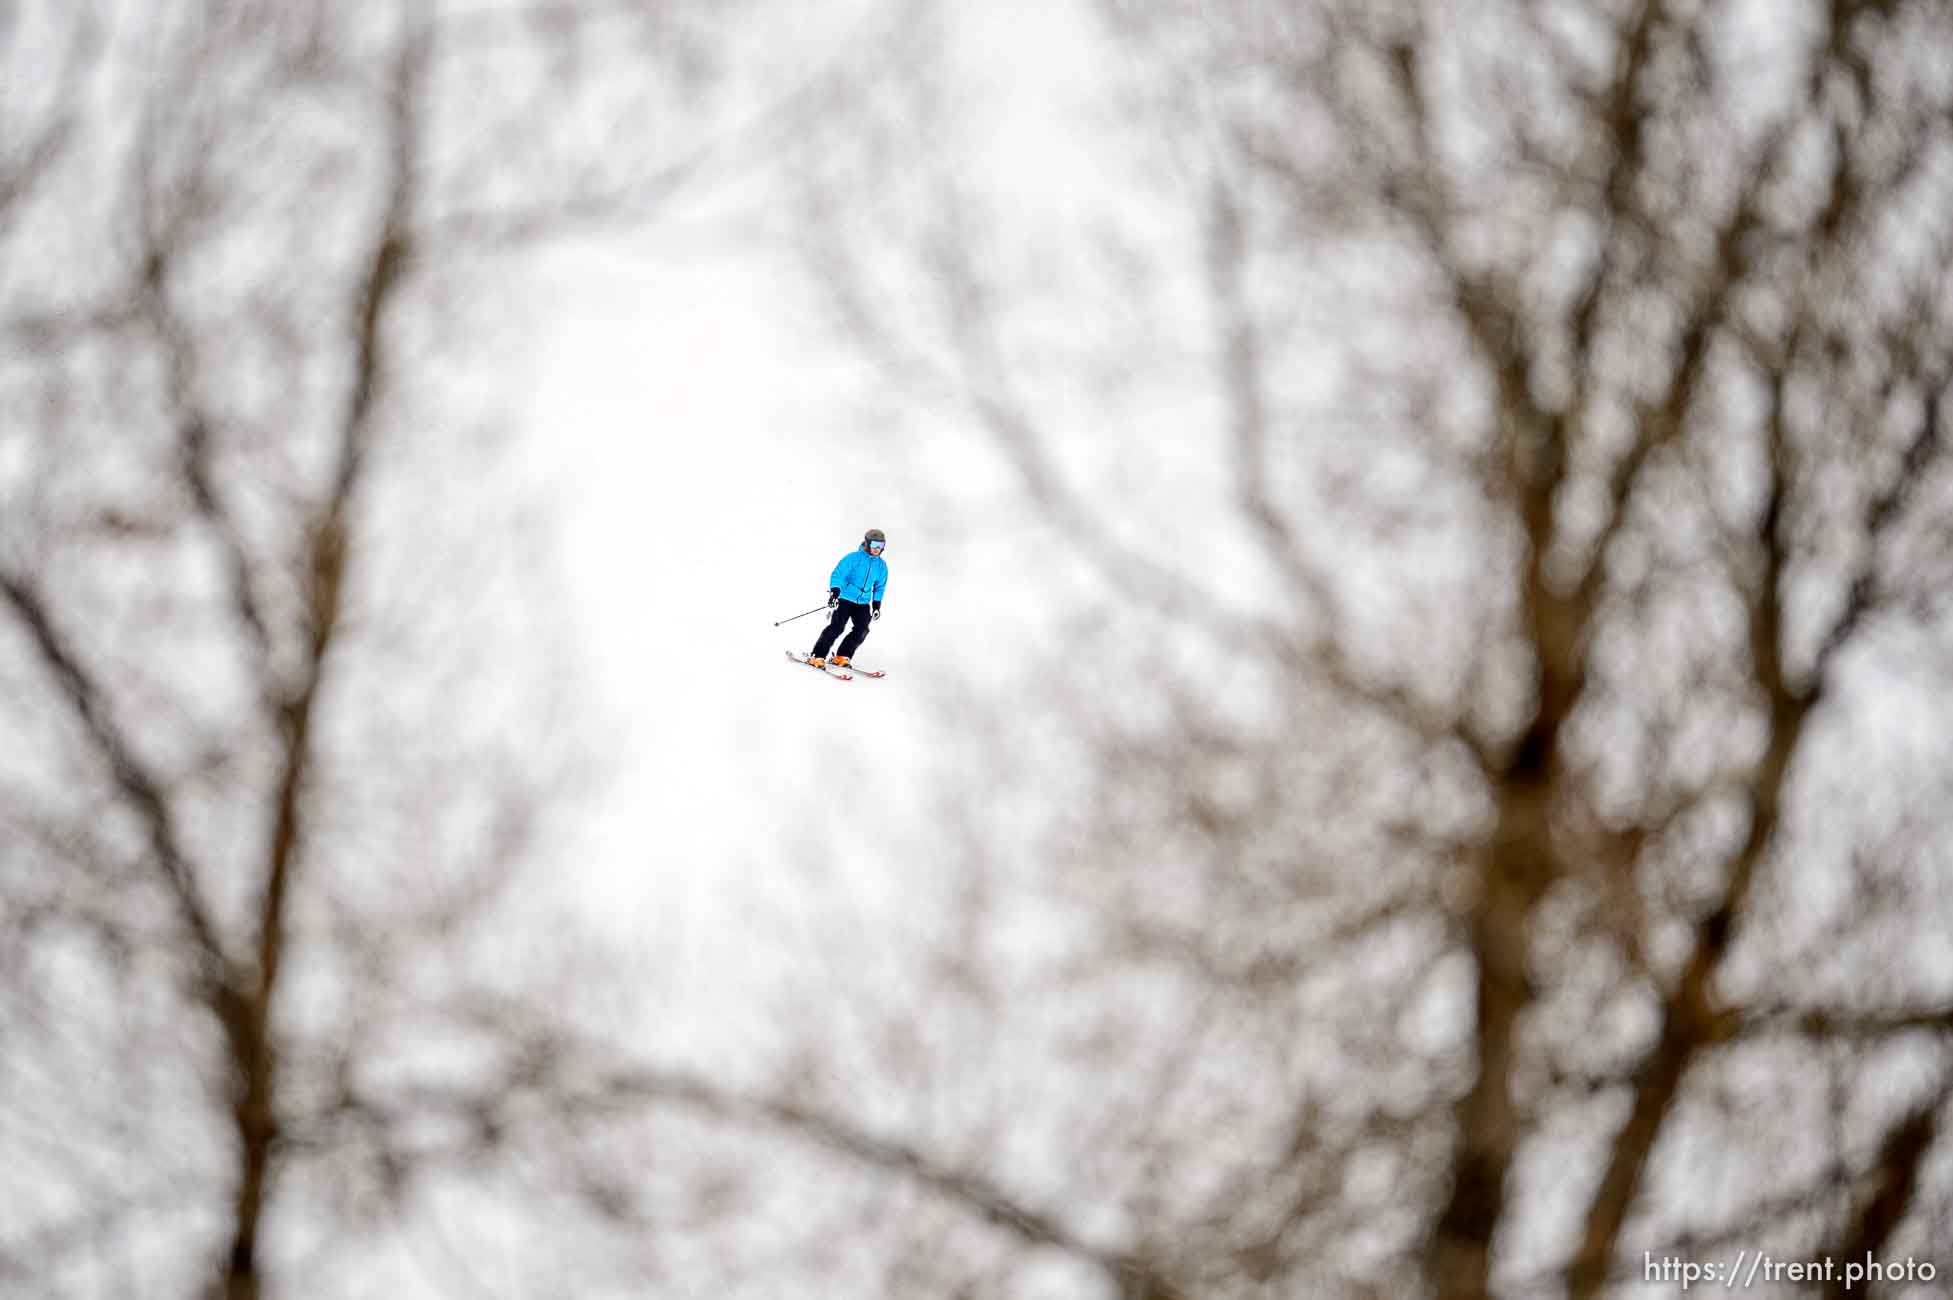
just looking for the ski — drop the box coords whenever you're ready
[785,650,852,680]
[839,666,887,678]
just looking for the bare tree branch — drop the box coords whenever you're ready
[219,15,428,1298]
[1821,1091,1945,1299]
[0,571,229,981]
[1814,377,1949,685]
[306,1057,1193,1300]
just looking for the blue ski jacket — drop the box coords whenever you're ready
[830,549,889,605]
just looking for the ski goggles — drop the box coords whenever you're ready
[867,539,886,551]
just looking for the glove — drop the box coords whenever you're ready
[871,602,882,622]
[827,588,840,609]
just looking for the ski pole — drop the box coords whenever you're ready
[773,604,831,627]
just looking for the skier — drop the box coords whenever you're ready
[807,528,887,669]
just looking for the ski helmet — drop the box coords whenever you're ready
[863,528,887,548]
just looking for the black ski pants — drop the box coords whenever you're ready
[812,599,873,660]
